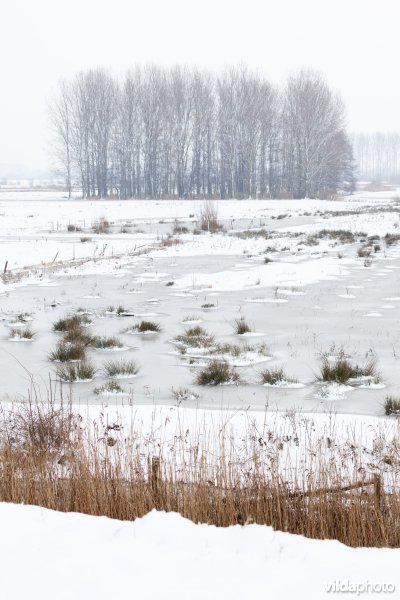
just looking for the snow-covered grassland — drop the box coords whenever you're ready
[1,504,399,600]
[2,189,400,597]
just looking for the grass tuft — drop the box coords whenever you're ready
[195,360,240,385]
[174,326,215,349]
[94,380,125,395]
[49,342,87,363]
[90,336,124,349]
[260,367,297,385]
[234,317,252,335]
[384,396,400,416]
[10,327,34,340]
[56,361,96,382]
[103,360,139,378]
[319,354,378,384]
[132,321,161,333]
[171,387,200,402]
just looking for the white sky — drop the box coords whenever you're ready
[0,0,399,171]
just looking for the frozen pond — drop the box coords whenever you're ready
[0,190,400,416]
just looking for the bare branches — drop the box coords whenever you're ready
[49,66,354,199]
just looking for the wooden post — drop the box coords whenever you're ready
[3,261,8,274]
[374,474,383,511]
[151,457,161,502]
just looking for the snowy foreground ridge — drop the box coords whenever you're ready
[0,503,398,600]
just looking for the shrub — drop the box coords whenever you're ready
[384,396,400,416]
[357,246,372,258]
[304,235,319,246]
[234,317,252,335]
[103,360,139,378]
[92,217,111,234]
[67,224,81,232]
[317,229,355,243]
[195,360,240,385]
[200,201,222,232]
[201,303,216,309]
[4,400,78,454]
[384,233,400,246]
[173,223,189,234]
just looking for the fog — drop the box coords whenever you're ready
[0,0,399,173]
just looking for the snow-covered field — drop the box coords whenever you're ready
[2,189,400,598]
[1,503,398,600]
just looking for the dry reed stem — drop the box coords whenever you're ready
[0,395,399,547]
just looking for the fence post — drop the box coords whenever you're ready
[373,474,382,511]
[151,456,161,503]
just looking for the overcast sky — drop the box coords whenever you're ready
[0,0,399,172]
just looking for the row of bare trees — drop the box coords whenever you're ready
[49,66,355,199]
[351,132,400,183]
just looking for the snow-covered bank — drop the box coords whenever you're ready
[0,503,398,600]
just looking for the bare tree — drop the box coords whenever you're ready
[48,80,73,199]
[49,65,355,199]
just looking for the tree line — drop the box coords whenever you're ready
[351,132,400,183]
[49,66,355,200]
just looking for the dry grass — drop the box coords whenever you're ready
[384,233,400,246]
[49,342,87,362]
[385,396,400,416]
[195,360,240,385]
[199,201,223,232]
[131,321,161,333]
[1,397,400,547]
[319,355,379,384]
[260,367,297,385]
[234,317,252,335]
[93,380,125,395]
[103,360,139,377]
[53,315,89,332]
[92,217,111,234]
[90,336,123,349]
[161,238,182,247]
[10,327,35,340]
[174,326,215,349]
[56,361,96,382]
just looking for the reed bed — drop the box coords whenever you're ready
[1,394,400,547]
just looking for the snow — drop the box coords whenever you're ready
[2,189,400,596]
[0,503,398,600]
[2,190,400,412]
